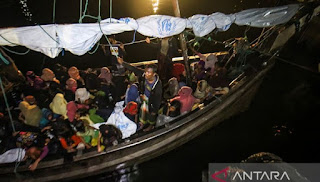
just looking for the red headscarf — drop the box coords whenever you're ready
[123,101,138,115]
[172,63,185,81]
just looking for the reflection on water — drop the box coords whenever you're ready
[81,164,140,182]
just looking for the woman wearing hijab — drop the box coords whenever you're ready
[98,67,113,85]
[65,78,77,102]
[40,68,60,85]
[26,71,45,90]
[171,86,197,114]
[68,66,85,87]
[163,77,180,100]
[49,93,68,119]
[193,80,214,101]
[19,100,42,127]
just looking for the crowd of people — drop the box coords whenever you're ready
[0,36,233,171]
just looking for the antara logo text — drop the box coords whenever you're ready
[211,167,291,182]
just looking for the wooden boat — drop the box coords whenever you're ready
[0,3,319,182]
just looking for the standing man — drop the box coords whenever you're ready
[117,58,162,132]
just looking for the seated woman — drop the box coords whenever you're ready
[163,77,179,100]
[124,72,140,105]
[193,80,214,102]
[49,93,68,119]
[75,119,99,147]
[172,63,186,87]
[192,60,206,82]
[123,101,138,123]
[18,98,42,128]
[68,66,85,88]
[163,100,181,118]
[40,68,60,87]
[64,78,77,102]
[25,71,45,90]
[42,117,86,153]
[84,68,100,93]
[171,86,198,114]
[208,62,230,96]
[97,124,122,152]
[156,100,181,128]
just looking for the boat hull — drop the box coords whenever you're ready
[0,59,273,182]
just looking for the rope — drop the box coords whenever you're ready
[0,52,10,64]
[0,34,31,55]
[249,26,276,46]
[37,24,59,44]
[101,37,157,47]
[79,0,101,23]
[98,22,119,59]
[1,46,30,56]
[0,34,18,46]
[0,77,15,133]
[88,42,100,54]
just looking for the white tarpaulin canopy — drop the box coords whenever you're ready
[0,4,299,58]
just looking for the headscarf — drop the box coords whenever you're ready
[172,63,185,81]
[205,54,218,74]
[41,68,54,81]
[195,61,206,81]
[67,101,78,122]
[39,108,53,129]
[128,72,137,83]
[24,95,36,105]
[19,101,42,127]
[49,93,68,119]
[26,71,35,85]
[66,78,77,93]
[68,66,81,80]
[75,88,91,104]
[171,86,196,114]
[123,101,138,115]
[164,77,179,99]
[98,67,112,84]
[194,80,213,99]
[26,71,44,90]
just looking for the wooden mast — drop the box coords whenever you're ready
[171,0,192,85]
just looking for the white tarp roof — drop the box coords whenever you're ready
[0,4,299,58]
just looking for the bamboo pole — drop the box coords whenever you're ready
[171,0,192,85]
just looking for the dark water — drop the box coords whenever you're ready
[80,21,320,182]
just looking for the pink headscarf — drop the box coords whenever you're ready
[67,101,78,122]
[68,66,81,80]
[66,78,77,93]
[171,86,196,114]
[98,67,112,84]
